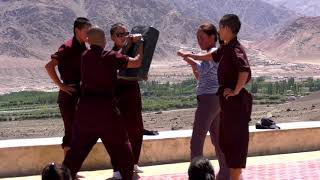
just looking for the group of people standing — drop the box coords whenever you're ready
[178,14,252,180]
[44,13,252,180]
[45,18,156,180]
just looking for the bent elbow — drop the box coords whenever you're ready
[44,63,50,70]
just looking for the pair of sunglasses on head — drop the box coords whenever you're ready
[115,31,130,38]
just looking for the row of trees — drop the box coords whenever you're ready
[248,77,320,96]
[1,77,320,121]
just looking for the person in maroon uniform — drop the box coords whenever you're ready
[63,27,142,180]
[45,17,91,155]
[109,23,158,178]
[178,14,252,180]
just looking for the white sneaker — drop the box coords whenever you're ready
[112,171,122,179]
[134,164,144,173]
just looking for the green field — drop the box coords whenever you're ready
[1,77,320,121]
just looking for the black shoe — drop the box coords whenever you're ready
[256,118,280,129]
[143,129,159,135]
[255,122,268,129]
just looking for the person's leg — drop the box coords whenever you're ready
[127,115,144,172]
[230,168,242,180]
[190,94,216,160]
[126,88,144,167]
[219,91,252,180]
[58,91,78,155]
[63,129,98,179]
[101,123,134,180]
[208,96,230,180]
[118,84,144,169]
[110,150,119,173]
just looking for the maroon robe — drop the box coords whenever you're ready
[63,45,134,180]
[51,37,87,148]
[111,46,144,171]
[212,37,253,168]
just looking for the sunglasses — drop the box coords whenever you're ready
[115,32,129,38]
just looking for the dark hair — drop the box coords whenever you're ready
[198,23,218,42]
[42,163,71,180]
[73,17,91,35]
[219,14,241,35]
[217,33,224,45]
[110,23,126,36]
[188,157,215,180]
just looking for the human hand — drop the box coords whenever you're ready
[128,34,142,43]
[223,88,239,100]
[177,49,192,58]
[59,84,77,95]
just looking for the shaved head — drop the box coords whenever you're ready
[87,26,106,47]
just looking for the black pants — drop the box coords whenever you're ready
[63,97,134,180]
[58,90,79,148]
[112,83,144,171]
[219,89,252,168]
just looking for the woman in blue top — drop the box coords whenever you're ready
[179,23,229,180]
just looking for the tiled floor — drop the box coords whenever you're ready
[2,151,320,180]
[139,160,320,180]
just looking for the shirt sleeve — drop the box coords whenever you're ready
[211,47,222,63]
[50,44,68,63]
[233,47,251,73]
[113,51,129,70]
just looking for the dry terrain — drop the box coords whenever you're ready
[1,45,320,94]
[1,91,320,140]
[0,0,320,140]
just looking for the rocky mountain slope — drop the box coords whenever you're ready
[0,0,296,60]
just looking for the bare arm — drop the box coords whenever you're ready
[234,72,249,94]
[45,59,62,87]
[184,57,199,80]
[177,49,213,61]
[127,44,143,68]
[45,59,76,95]
[223,72,249,99]
[121,34,142,54]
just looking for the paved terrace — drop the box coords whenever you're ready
[0,121,320,179]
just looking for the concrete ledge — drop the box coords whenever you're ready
[1,121,320,178]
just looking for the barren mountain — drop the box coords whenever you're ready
[257,16,320,63]
[3,0,319,94]
[0,0,296,61]
[263,0,320,17]
[172,0,296,40]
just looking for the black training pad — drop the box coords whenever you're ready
[118,26,159,81]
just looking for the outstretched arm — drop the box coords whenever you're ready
[177,49,213,61]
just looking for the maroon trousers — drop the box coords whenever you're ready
[112,82,144,171]
[218,88,252,168]
[58,90,79,148]
[63,97,134,180]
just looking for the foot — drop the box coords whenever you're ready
[133,172,141,180]
[112,171,122,180]
[134,164,144,173]
[76,174,85,179]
